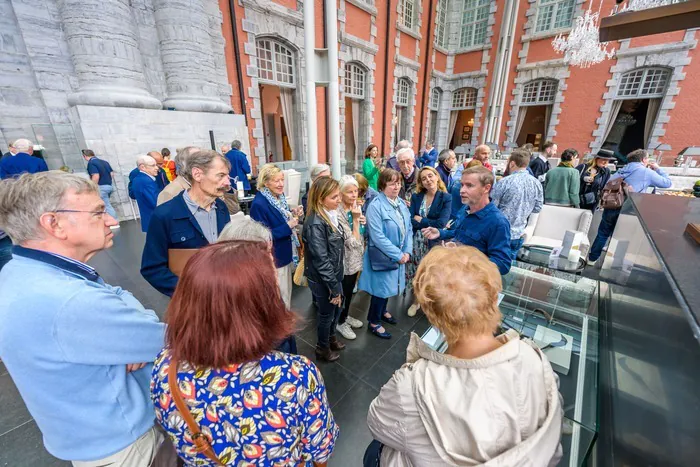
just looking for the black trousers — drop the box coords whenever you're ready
[339,272,358,325]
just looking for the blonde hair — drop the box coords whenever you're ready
[353,173,369,197]
[413,246,502,345]
[257,163,283,190]
[307,176,340,230]
[416,166,447,193]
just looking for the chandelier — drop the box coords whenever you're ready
[552,8,615,68]
[625,0,679,12]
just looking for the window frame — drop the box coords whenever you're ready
[399,0,417,30]
[429,87,442,111]
[520,79,558,106]
[451,87,477,110]
[344,62,367,100]
[534,0,576,34]
[616,67,671,99]
[256,38,296,88]
[435,0,448,48]
[460,0,491,49]
[397,78,411,107]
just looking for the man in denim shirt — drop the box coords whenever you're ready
[491,149,543,261]
[423,166,512,275]
[0,172,165,466]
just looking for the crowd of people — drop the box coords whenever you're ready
[0,133,676,467]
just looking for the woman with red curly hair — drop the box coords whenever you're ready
[151,240,338,466]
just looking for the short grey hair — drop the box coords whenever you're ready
[0,172,98,243]
[13,139,32,153]
[438,149,455,163]
[310,163,331,181]
[181,150,231,183]
[174,146,199,175]
[218,215,272,243]
[396,147,415,161]
[231,140,242,150]
[395,140,410,152]
[339,174,358,192]
[137,155,156,168]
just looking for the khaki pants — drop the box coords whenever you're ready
[277,263,293,308]
[72,427,164,467]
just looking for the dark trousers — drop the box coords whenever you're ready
[510,237,525,262]
[0,236,12,272]
[308,279,341,348]
[275,335,298,354]
[368,295,389,326]
[339,272,358,325]
[363,440,383,467]
[589,208,621,261]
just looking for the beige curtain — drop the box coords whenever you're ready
[280,88,295,158]
[514,106,528,143]
[352,100,360,155]
[645,98,661,147]
[447,110,459,147]
[601,100,623,144]
[544,105,552,140]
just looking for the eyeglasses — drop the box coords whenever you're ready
[55,209,109,219]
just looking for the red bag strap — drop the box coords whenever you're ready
[167,358,224,466]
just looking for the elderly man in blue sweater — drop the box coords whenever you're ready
[588,149,672,264]
[0,172,165,466]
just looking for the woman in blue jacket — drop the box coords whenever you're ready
[405,166,451,316]
[358,169,412,339]
[250,164,303,307]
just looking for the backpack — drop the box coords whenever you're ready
[599,177,628,210]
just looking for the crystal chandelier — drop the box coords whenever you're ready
[552,8,615,68]
[626,0,679,12]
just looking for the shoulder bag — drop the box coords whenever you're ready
[599,173,630,210]
[168,359,224,466]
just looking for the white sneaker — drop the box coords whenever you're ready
[586,257,597,266]
[345,316,364,329]
[407,303,419,317]
[336,322,356,340]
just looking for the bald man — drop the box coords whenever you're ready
[472,144,493,171]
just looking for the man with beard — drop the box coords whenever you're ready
[141,150,232,296]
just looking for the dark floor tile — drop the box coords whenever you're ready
[409,314,432,336]
[0,421,70,466]
[327,381,379,467]
[362,334,411,392]
[0,373,32,435]
[294,339,359,408]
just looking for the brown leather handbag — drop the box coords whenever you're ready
[167,359,224,466]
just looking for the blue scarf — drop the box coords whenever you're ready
[260,188,301,265]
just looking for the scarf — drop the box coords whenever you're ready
[260,188,301,265]
[386,196,406,243]
[558,161,574,168]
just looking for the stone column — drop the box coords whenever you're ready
[153,0,232,113]
[59,0,162,109]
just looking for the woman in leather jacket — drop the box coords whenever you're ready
[576,154,613,211]
[302,176,347,362]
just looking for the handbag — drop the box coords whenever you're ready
[368,243,399,271]
[581,191,597,206]
[167,359,224,466]
[600,176,629,210]
[293,234,308,287]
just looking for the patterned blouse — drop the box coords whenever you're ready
[336,207,365,276]
[151,349,339,466]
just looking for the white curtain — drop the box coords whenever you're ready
[352,100,360,154]
[543,105,552,140]
[645,98,661,147]
[280,88,295,159]
[601,100,623,144]
[447,110,459,147]
[514,106,527,143]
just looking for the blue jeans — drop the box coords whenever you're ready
[510,237,525,263]
[589,208,621,261]
[363,440,383,467]
[308,279,342,348]
[0,235,13,272]
[368,295,389,326]
[98,184,118,220]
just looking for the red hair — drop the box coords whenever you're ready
[165,240,297,367]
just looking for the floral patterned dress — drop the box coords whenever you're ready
[405,197,430,291]
[151,349,339,466]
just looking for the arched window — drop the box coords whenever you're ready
[451,87,477,109]
[256,38,296,87]
[617,67,670,99]
[520,79,557,106]
[535,0,576,33]
[460,0,490,48]
[345,63,366,100]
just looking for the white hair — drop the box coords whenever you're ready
[0,172,98,243]
[395,140,410,151]
[218,214,272,243]
[12,139,33,152]
[310,164,331,181]
[396,147,415,161]
[137,155,156,167]
[339,174,358,192]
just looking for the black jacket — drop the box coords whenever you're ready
[529,156,550,181]
[576,163,611,205]
[302,212,345,296]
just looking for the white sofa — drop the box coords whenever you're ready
[522,205,594,257]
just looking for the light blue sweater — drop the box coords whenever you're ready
[0,250,165,461]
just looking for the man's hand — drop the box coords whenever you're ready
[413,215,422,223]
[422,227,440,240]
[648,162,660,171]
[126,362,148,373]
[330,295,342,306]
[398,253,410,264]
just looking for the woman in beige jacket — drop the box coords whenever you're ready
[365,246,563,467]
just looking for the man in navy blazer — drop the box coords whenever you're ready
[224,140,251,191]
[130,155,160,233]
[141,150,232,296]
[0,139,48,179]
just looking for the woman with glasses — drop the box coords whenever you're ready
[358,169,412,339]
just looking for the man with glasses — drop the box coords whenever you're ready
[131,155,160,232]
[0,172,165,466]
[396,147,417,204]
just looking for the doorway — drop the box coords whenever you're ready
[516,105,550,149]
[602,98,660,163]
[260,84,293,162]
[449,109,475,149]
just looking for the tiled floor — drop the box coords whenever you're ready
[0,220,429,466]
